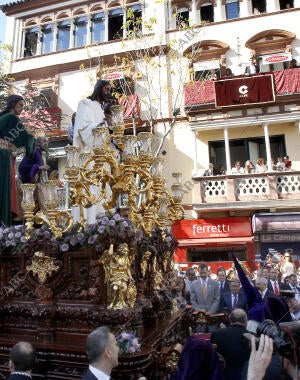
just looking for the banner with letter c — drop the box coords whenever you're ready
[214,74,275,108]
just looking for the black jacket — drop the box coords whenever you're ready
[211,324,250,380]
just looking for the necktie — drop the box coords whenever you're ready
[202,281,207,299]
[233,294,238,309]
[274,281,279,296]
[220,282,224,291]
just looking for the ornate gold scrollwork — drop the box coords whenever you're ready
[26,251,60,284]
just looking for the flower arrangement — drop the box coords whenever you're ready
[116,331,141,355]
[0,213,135,255]
[0,225,28,252]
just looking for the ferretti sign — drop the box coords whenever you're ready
[172,217,252,239]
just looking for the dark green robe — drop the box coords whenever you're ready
[0,113,35,225]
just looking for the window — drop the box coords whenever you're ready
[176,7,189,28]
[57,20,71,51]
[108,8,124,40]
[92,13,105,43]
[193,60,220,81]
[200,3,214,22]
[208,135,285,170]
[41,24,54,54]
[74,16,88,48]
[279,0,293,9]
[127,5,142,35]
[24,27,39,57]
[226,0,239,19]
[252,0,266,13]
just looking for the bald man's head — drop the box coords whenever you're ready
[9,341,36,372]
[229,308,248,327]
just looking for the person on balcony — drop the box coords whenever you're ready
[255,158,267,173]
[0,95,35,226]
[244,57,260,75]
[283,155,292,170]
[231,161,245,174]
[275,156,285,171]
[217,164,226,175]
[244,160,255,174]
[203,163,218,176]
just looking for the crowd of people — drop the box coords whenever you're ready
[203,156,293,176]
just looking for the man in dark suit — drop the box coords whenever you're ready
[81,326,119,380]
[219,278,248,313]
[211,308,250,380]
[268,267,289,296]
[217,268,230,295]
[7,341,36,380]
[190,262,220,314]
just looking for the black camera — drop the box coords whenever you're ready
[244,319,300,365]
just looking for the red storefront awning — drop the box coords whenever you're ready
[177,236,253,246]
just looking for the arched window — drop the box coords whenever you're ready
[41,24,54,54]
[74,16,88,47]
[176,7,190,28]
[24,27,39,57]
[200,3,214,23]
[91,13,105,43]
[57,20,71,51]
[225,0,239,19]
[108,8,124,40]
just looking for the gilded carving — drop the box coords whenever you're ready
[99,243,136,310]
[26,251,60,284]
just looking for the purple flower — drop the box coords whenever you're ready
[14,225,23,230]
[122,221,129,228]
[8,232,14,239]
[60,243,69,252]
[20,236,27,243]
[101,216,109,225]
[15,232,22,238]
[109,219,116,226]
[88,234,98,245]
[70,237,78,246]
[97,226,105,234]
[113,214,121,221]
[76,232,85,241]
[121,332,131,340]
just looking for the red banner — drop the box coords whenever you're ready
[214,74,275,108]
[172,217,252,239]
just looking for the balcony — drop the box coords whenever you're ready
[192,171,300,212]
[184,68,300,108]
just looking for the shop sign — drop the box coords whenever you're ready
[172,217,252,239]
[260,233,300,242]
[253,213,300,232]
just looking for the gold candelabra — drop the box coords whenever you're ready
[21,105,184,237]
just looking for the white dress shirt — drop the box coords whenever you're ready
[89,365,110,380]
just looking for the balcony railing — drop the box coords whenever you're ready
[184,68,300,107]
[192,171,300,206]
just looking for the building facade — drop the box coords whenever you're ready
[1,0,300,268]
